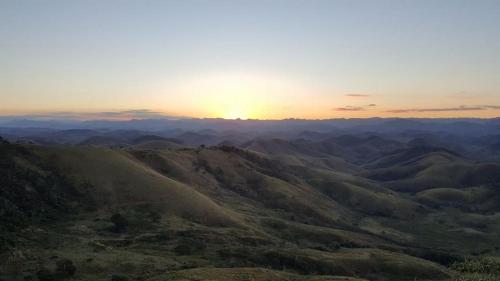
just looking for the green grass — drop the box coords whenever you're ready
[156,267,368,281]
[33,146,240,226]
[450,257,500,281]
[2,143,500,281]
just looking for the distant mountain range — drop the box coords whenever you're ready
[1,117,499,134]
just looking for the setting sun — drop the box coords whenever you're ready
[171,73,296,119]
[220,107,250,120]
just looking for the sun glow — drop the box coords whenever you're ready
[221,107,250,120]
[172,72,301,119]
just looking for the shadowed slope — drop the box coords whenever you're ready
[33,146,240,226]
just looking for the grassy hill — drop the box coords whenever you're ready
[1,138,500,281]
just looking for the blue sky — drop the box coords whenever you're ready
[1,0,500,119]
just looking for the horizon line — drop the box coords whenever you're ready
[1,115,499,122]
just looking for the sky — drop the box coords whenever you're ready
[1,0,500,120]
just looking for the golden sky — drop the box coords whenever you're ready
[1,1,500,120]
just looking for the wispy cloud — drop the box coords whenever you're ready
[334,106,365,111]
[345,94,370,97]
[368,104,377,107]
[386,105,500,113]
[98,109,165,118]
[4,109,180,121]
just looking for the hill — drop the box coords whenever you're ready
[1,135,500,281]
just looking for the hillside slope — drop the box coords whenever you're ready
[1,139,500,281]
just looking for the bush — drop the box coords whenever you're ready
[174,244,192,255]
[56,259,76,278]
[451,257,500,275]
[148,211,161,223]
[35,259,76,281]
[110,213,128,233]
[451,257,500,281]
[217,247,252,259]
[174,238,206,255]
[3,255,24,280]
[453,273,498,281]
[418,250,464,266]
[36,269,56,281]
[111,275,129,281]
[256,250,332,274]
[0,136,9,144]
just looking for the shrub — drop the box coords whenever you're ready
[0,136,9,144]
[217,247,252,259]
[174,244,192,255]
[110,213,128,233]
[174,238,206,255]
[418,250,463,266]
[36,269,56,281]
[451,257,500,275]
[451,257,500,281]
[453,273,498,281]
[111,275,129,281]
[148,211,161,223]
[257,250,333,275]
[56,259,76,278]
[35,259,76,281]
[3,255,24,280]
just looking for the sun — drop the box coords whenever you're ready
[222,108,250,120]
[173,72,298,119]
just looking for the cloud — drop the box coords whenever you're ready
[386,105,500,113]
[98,109,165,118]
[7,109,180,121]
[345,94,370,97]
[334,106,365,111]
[368,104,377,107]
